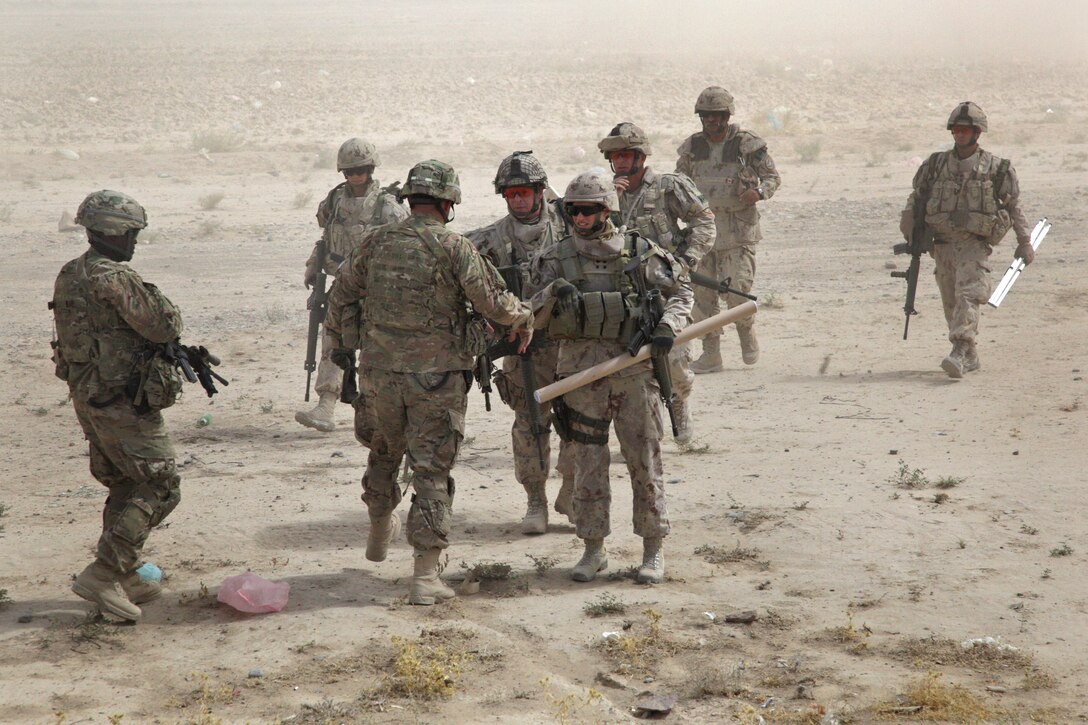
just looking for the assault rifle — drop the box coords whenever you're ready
[303,238,329,402]
[890,193,934,340]
[623,256,679,437]
[162,341,229,397]
[688,271,758,301]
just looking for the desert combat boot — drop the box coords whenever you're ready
[408,548,456,605]
[963,342,980,373]
[295,392,337,432]
[571,538,608,582]
[636,537,665,584]
[941,341,971,379]
[120,570,163,605]
[738,327,760,365]
[72,561,142,622]
[366,513,401,562]
[691,334,724,374]
[521,482,548,535]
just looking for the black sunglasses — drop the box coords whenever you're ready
[343,167,371,177]
[565,204,605,218]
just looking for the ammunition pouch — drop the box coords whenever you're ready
[127,352,183,414]
[548,291,638,342]
[552,397,609,445]
[493,370,515,407]
[51,339,69,381]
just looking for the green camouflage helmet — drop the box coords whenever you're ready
[75,190,148,235]
[337,137,380,171]
[597,122,653,157]
[695,86,736,115]
[493,150,548,193]
[564,169,619,212]
[947,101,988,132]
[399,159,462,204]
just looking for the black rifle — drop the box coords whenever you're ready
[473,354,494,412]
[688,271,758,301]
[162,341,229,397]
[303,239,329,402]
[890,195,934,340]
[623,256,679,437]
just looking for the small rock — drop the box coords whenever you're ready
[331,451,344,458]
[643,676,655,683]
[986,685,1007,693]
[17,614,33,624]
[632,692,676,718]
[248,668,263,678]
[725,610,759,624]
[594,671,628,690]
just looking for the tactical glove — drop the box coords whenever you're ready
[1015,242,1035,266]
[330,348,355,371]
[651,323,675,354]
[554,278,580,317]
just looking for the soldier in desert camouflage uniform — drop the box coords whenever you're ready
[901,101,1034,378]
[530,170,693,584]
[296,137,407,432]
[51,190,184,623]
[466,151,575,534]
[599,122,715,442]
[326,160,534,605]
[676,87,781,371]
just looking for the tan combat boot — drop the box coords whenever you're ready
[571,538,608,582]
[636,537,665,584]
[941,341,969,379]
[365,513,402,562]
[521,483,548,535]
[738,327,760,365]
[119,570,163,605]
[672,397,694,444]
[963,342,981,373]
[294,392,337,432]
[553,477,575,524]
[691,336,724,374]
[72,561,142,622]
[408,548,456,605]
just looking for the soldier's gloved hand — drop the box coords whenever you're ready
[1015,241,1035,265]
[304,264,318,289]
[739,188,761,205]
[899,209,914,241]
[330,348,354,371]
[651,324,675,354]
[554,278,579,316]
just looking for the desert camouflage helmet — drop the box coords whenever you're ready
[946,101,988,132]
[695,86,736,115]
[337,137,380,171]
[597,122,653,157]
[493,150,548,193]
[75,190,148,235]
[563,169,619,212]
[399,159,462,204]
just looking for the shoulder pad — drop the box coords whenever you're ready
[464,220,499,246]
[676,134,699,156]
[659,172,707,207]
[737,131,768,156]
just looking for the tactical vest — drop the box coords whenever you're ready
[364,217,475,353]
[687,133,759,213]
[922,151,1011,241]
[491,205,568,298]
[51,255,149,400]
[321,182,399,273]
[550,233,651,341]
[620,174,684,252]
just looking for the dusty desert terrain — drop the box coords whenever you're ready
[2,1,1087,723]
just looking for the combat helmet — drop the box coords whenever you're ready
[75,190,148,235]
[563,169,619,212]
[597,122,653,157]
[695,86,736,115]
[398,160,462,204]
[493,151,548,193]
[337,137,380,171]
[946,101,988,132]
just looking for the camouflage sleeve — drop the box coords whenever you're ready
[527,245,563,329]
[664,173,715,266]
[380,195,409,226]
[325,244,368,345]
[644,248,693,334]
[674,137,694,177]
[95,270,184,343]
[744,134,781,198]
[998,163,1031,245]
[448,234,533,330]
[463,224,502,267]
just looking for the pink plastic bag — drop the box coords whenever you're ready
[217,572,290,613]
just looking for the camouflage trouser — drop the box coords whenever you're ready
[73,398,181,574]
[313,328,343,398]
[360,369,467,550]
[932,239,993,344]
[669,340,695,404]
[560,369,670,540]
[352,366,379,448]
[493,345,573,490]
[693,244,757,339]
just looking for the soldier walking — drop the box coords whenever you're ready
[530,170,693,584]
[598,123,715,442]
[296,138,407,431]
[325,161,534,605]
[677,87,780,371]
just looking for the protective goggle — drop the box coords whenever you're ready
[564,204,606,218]
[342,167,371,177]
[501,186,537,200]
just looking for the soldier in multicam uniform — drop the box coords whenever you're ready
[598,123,715,443]
[50,191,184,622]
[530,170,693,584]
[676,87,781,372]
[465,151,576,535]
[296,138,407,432]
[901,102,1034,378]
[325,160,534,605]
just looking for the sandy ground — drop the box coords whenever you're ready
[2,2,1087,723]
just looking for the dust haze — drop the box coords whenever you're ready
[2,1,1087,723]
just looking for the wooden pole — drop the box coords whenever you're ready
[534,300,758,403]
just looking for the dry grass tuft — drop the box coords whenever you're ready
[736,703,828,724]
[872,671,992,722]
[380,633,471,699]
[894,636,1034,671]
[695,543,761,564]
